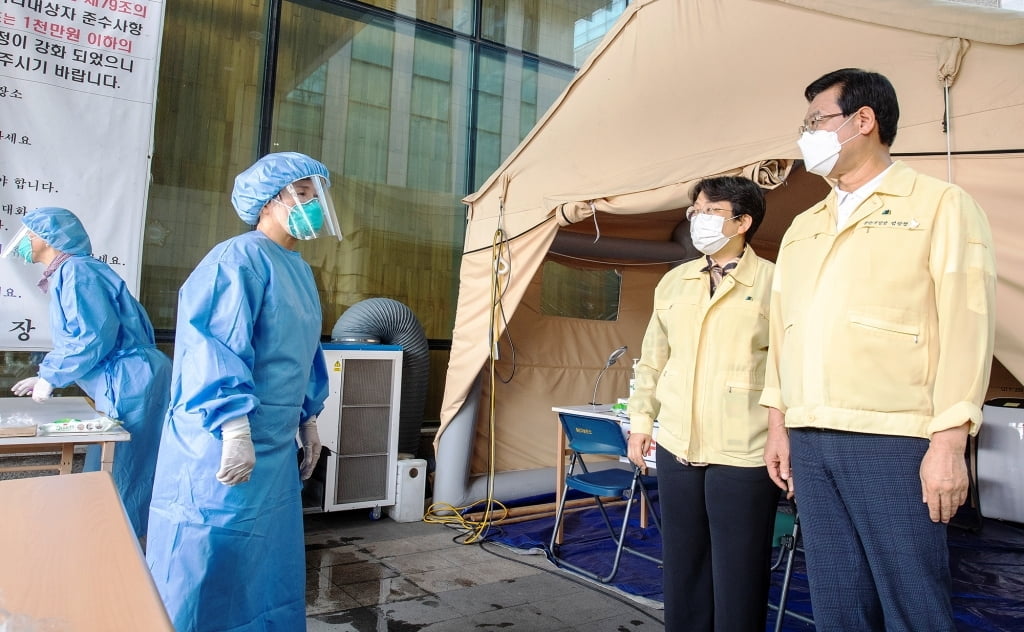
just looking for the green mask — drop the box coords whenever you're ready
[285,198,324,240]
[14,235,33,263]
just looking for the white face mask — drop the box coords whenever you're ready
[797,113,857,177]
[689,213,738,256]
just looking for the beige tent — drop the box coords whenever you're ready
[435,0,1024,507]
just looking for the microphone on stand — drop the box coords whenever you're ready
[590,345,628,405]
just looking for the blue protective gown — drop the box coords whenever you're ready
[146,230,328,632]
[37,254,171,538]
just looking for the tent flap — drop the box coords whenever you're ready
[551,159,795,226]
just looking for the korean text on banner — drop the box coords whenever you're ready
[0,0,166,351]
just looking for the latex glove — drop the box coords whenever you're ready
[30,377,54,403]
[298,417,322,480]
[11,376,40,397]
[216,416,255,486]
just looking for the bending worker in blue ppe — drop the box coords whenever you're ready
[5,207,171,538]
[146,152,340,631]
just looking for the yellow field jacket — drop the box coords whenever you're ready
[627,247,774,466]
[760,161,996,438]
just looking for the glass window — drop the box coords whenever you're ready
[573,0,629,66]
[140,0,267,330]
[519,59,539,139]
[358,0,476,34]
[271,4,471,341]
[138,0,628,338]
[409,31,455,192]
[481,0,629,66]
[470,48,574,190]
[540,261,621,321]
[84,0,625,421]
[472,49,505,191]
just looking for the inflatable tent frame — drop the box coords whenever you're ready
[435,0,1024,508]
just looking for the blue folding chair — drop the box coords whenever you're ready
[548,412,661,583]
[769,505,814,631]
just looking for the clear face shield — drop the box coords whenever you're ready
[1,224,32,261]
[273,175,342,241]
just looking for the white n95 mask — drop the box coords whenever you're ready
[689,214,737,256]
[797,113,857,177]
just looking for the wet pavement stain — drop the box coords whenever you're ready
[306,535,364,551]
[302,514,665,630]
[322,559,399,584]
[316,606,424,631]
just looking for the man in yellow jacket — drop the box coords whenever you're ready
[628,175,779,632]
[761,68,996,632]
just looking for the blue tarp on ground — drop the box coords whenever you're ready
[481,495,1024,632]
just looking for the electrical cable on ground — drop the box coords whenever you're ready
[422,496,510,543]
[422,206,516,543]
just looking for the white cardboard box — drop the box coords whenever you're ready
[978,398,1024,523]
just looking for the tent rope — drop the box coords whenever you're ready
[423,222,516,543]
[944,83,953,183]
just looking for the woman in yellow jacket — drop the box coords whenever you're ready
[627,176,778,632]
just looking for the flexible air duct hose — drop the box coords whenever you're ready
[331,298,429,456]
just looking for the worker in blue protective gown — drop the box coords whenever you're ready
[146,152,341,631]
[5,207,171,538]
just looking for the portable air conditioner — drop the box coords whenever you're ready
[307,344,403,517]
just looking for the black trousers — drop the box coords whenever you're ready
[657,446,781,632]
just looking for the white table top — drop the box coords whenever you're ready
[551,404,660,428]
[0,397,128,444]
[552,403,620,419]
[0,472,172,630]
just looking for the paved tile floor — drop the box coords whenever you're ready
[1,453,663,630]
[303,511,665,632]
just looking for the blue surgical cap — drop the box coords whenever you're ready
[23,207,92,256]
[230,152,331,225]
